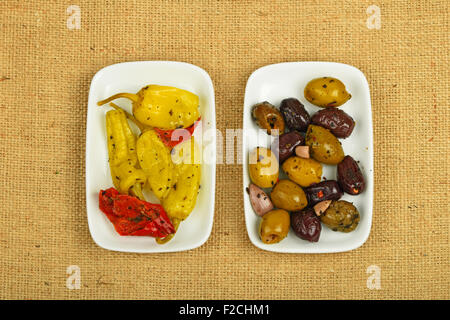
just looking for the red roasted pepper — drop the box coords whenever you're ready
[154,117,201,149]
[99,188,175,237]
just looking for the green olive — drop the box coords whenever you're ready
[304,77,351,107]
[305,125,344,165]
[281,156,322,187]
[270,179,308,211]
[259,209,290,244]
[249,147,279,188]
[320,200,360,232]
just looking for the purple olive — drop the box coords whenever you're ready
[291,209,321,242]
[280,98,311,132]
[311,108,355,138]
[271,131,305,163]
[337,156,365,195]
[248,183,274,216]
[304,180,343,206]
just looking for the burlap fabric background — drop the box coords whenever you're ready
[0,0,448,300]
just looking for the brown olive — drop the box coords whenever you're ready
[304,180,343,206]
[271,131,305,163]
[320,200,360,232]
[311,108,355,138]
[280,98,310,132]
[337,155,365,195]
[252,102,285,136]
[291,209,321,242]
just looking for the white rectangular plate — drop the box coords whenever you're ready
[243,62,373,253]
[86,61,216,253]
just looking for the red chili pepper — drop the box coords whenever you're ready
[98,188,175,237]
[317,190,324,198]
[154,117,201,149]
[99,187,119,220]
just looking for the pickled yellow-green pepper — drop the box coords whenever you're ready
[105,109,146,196]
[136,130,175,200]
[98,85,199,130]
[156,138,201,244]
[162,137,201,221]
[102,102,201,245]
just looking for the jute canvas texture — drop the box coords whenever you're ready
[0,0,448,299]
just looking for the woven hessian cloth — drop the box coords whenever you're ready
[0,0,448,299]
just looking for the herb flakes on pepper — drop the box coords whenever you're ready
[98,187,175,238]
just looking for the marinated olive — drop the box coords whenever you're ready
[252,102,285,136]
[248,183,273,216]
[282,156,322,187]
[304,77,351,108]
[248,147,279,188]
[270,179,308,212]
[280,98,310,132]
[305,125,344,165]
[311,108,355,138]
[271,131,305,163]
[304,180,343,206]
[337,155,365,195]
[291,209,321,242]
[259,209,290,244]
[320,200,360,232]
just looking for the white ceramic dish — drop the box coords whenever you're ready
[86,61,216,253]
[243,62,373,253]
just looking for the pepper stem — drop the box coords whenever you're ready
[97,93,139,106]
[108,102,146,132]
[156,218,180,244]
[129,183,145,201]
